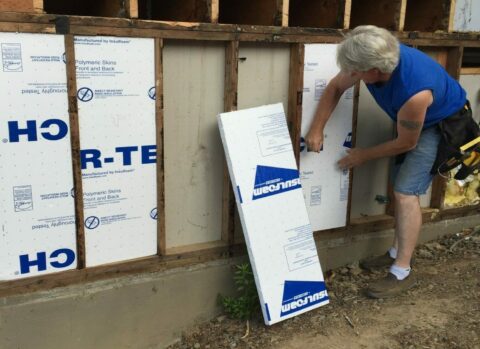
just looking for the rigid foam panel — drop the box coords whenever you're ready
[300,44,354,231]
[218,103,329,325]
[0,32,77,280]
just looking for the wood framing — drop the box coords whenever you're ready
[0,13,479,47]
[126,0,138,19]
[221,40,239,251]
[278,0,289,27]
[397,0,407,32]
[461,67,480,75]
[64,34,86,269]
[0,243,246,298]
[0,0,37,12]
[155,38,166,256]
[208,0,219,23]
[33,0,43,13]
[343,0,351,29]
[346,82,360,225]
[447,0,457,33]
[0,11,479,297]
[287,43,304,167]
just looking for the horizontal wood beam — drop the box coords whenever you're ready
[461,67,480,75]
[0,12,478,46]
[0,243,246,298]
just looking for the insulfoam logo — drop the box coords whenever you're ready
[252,165,301,200]
[19,248,76,274]
[280,280,328,317]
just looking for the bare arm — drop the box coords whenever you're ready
[305,72,359,152]
[338,90,433,169]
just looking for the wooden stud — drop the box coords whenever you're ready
[33,0,44,13]
[287,43,304,167]
[154,38,166,256]
[221,40,239,251]
[447,0,457,33]
[278,0,289,27]
[208,0,219,23]
[397,0,407,31]
[346,82,360,225]
[446,45,464,79]
[343,0,352,29]
[64,35,86,269]
[126,0,139,19]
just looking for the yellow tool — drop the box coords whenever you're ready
[439,136,480,180]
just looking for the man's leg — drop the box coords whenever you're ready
[393,192,421,268]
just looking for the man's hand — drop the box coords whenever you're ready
[338,148,368,170]
[305,130,324,153]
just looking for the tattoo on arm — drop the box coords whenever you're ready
[399,119,422,131]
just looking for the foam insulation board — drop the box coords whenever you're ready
[300,44,353,231]
[0,32,77,280]
[74,36,157,267]
[218,103,329,325]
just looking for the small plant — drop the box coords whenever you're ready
[220,262,260,320]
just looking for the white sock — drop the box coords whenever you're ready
[388,247,397,259]
[390,264,411,280]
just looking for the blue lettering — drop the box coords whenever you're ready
[19,252,47,274]
[116,146,138,165]
[40,119,68,141]
[8,120,38,142]
[81,149,102,169]
[19,248,76,274]
[50,248,76,269]
[141,145,156,164]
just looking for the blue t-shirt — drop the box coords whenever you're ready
[366,44,466,128]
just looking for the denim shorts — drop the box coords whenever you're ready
[391,126,441,196]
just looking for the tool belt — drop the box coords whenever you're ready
[430,101,480,176]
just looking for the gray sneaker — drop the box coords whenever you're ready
[366,272,417,299]
[359,252,395,271]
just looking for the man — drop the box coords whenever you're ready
[305,25,468,298]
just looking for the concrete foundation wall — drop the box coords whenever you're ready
[2,215,480,349]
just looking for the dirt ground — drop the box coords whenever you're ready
[168,229,480,349]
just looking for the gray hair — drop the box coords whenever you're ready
[337,25,400,73]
